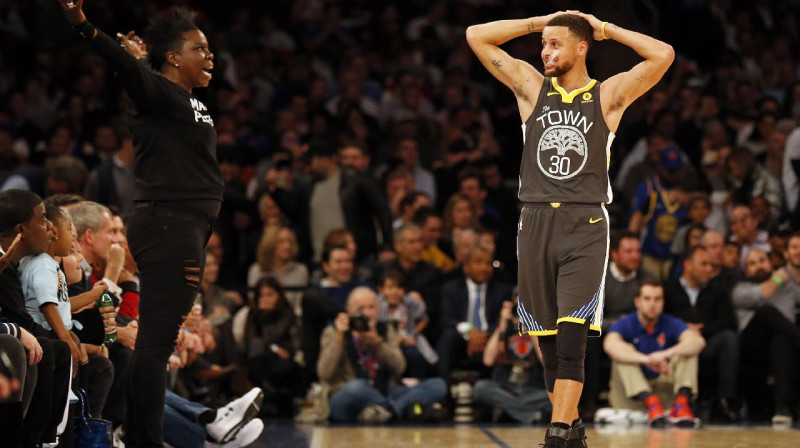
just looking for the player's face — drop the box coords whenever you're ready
[785,236,800,269]
[541,27,580,78]
[177,30,214,88]
[635,285,664,321]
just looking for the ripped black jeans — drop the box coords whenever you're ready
[124,204,212,447]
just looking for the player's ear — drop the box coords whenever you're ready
[578,40,588,56]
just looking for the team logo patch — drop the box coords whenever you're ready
[537,125,588,180]
[582,92,593,102]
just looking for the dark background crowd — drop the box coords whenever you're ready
[1,0,800,435]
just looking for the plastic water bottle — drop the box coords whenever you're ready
[97,291,117,344]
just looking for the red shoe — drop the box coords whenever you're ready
[644,395,667,426]
[670,395,701,428]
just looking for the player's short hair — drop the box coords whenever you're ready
[144,7,200,72]
[546,14,594,48]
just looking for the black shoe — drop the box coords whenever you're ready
[568,419,588,448]
[540,424,570,448]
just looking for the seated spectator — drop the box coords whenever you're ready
[318,287,446,423]
[197,251,236,327]
[301,245,369,382]
[728,205,771,269]
[228,277,302,415]
[700,230,741,295]
[442,193,478,257]
[474,301,551,424]
[727,148,783,226]
[371,224,442,340]
[584,230,651,419]
[163,388,264,448]
[663,245,740,422]
[437,247,510,378]
[604,279,705,427]
[393,191,431,229]
[412,207,455,273]
[376,270,437,378]
[671,196,711,259]
[20,203,115,418]
[247,225,309,314]
[628,164,693,281]
[723,240,742,270]
[732,248,800,425]
[0,190,72,446]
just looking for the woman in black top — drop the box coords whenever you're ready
[57,1,224,446]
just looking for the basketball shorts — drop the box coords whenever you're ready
[516,202,609,337]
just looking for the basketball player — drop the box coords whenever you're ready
[56,1,262,447]
[467,11,674,447]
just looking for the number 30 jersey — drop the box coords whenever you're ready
[519,77,614,204]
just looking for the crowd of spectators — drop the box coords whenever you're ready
[1,0,800,440]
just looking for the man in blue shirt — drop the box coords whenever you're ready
[604,279,705,426]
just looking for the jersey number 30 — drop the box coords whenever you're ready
[549,155,571,176]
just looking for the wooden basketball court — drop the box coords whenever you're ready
[258,423,798,447]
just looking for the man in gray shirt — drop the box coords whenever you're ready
[732,247,800,425]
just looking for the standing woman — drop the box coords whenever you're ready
[56,2,261,446]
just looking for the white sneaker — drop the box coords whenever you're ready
[204,418,264,448]
[205,387,264,443]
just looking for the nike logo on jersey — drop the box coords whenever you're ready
[589,217,604,224]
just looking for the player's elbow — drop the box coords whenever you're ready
[465,25,481,43]
[657,44,675,66]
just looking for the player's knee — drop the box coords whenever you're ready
[556,321,590,382]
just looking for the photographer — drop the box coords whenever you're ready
[317,287,446,423]
[474,301,551,423]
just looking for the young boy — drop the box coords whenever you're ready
[377,270,438,378]
[19,204,108,371]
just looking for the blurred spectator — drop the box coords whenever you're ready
[386,137,436,202]
[230,277,301,416]
[604,280,705,427]
[629,165,694,281]
[663,246,740,422]
[394,191,431,230]
[197,251,236,328]
[376,270,436,378]
[732,248,800,425]
[412,206,456,273]
[437,247,510,378]
[83,130,135,215]
[728,205,771,268]
[1,154,88,197]
[318,287,446,423]
[474,301,550,424]
[248,225,309,314]
[727,148,784,224]
[442,193,479,254]
[337,141,371,174]
[272,140,393,263]
[700,230,741,294]
[370,224,442,340]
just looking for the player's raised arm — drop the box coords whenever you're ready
[466,14,557,119]
[577,12,674,128]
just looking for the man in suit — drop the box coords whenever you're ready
[437,247,512,378]
[664,245,739,421]
[270,140,394,264]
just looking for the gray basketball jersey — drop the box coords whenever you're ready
[519,77,614,203]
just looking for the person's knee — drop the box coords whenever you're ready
[539,335,558,392]
[556,321,589,383]
[423,377,447,397]
[340,379,370,395]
